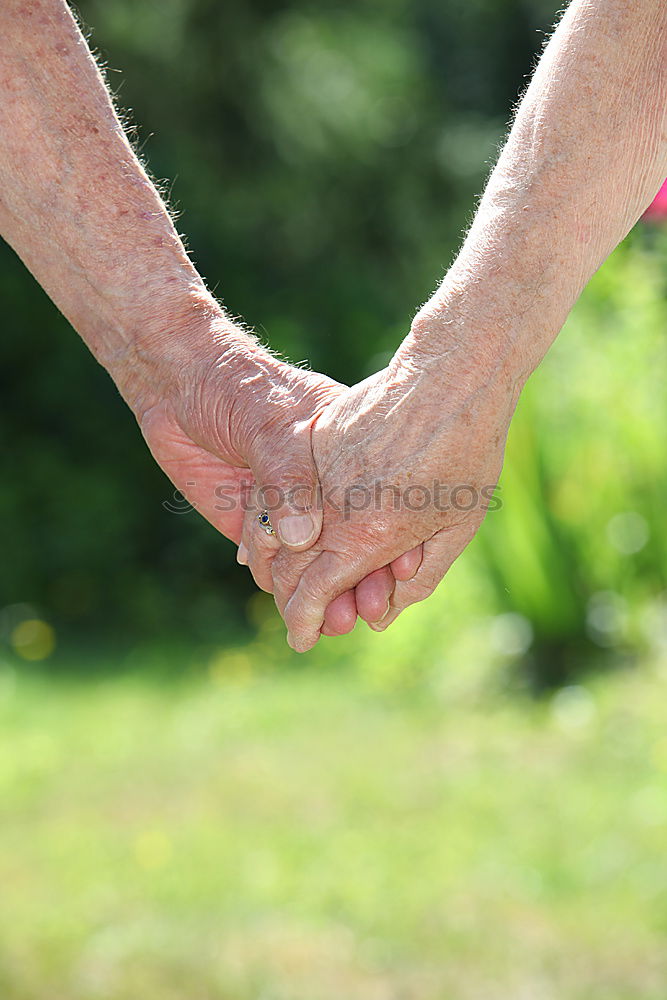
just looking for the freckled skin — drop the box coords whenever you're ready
[260,0,667,650]
[0,0,414,638]
[0,0,665,651]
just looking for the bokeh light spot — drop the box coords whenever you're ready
[586,591,627,647]
[490,613,533,657]
[606,511,649,555]
[10,619,56,661]
[209,650,254,687]
[551,685,597,731]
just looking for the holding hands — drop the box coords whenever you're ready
[132,289,518,652]
[1,0,664,650]
[137,320,426,644]
[135,0,667,650]
[237,300,517,650]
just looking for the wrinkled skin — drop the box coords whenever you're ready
[261,349,521,651]
[139,346,422,635]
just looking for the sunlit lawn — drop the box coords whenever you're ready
[1,642,667,1000]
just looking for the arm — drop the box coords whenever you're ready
[406,0,667,383]
[0,0,422,634]
[273,0,667,651]
[0,0,222,414]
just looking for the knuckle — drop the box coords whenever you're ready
[272,549,315,588]
[260,469,314,513]
[285,588,325,634]
[396,577,436,609]
[412,579,436,601]
[299,574,330,609]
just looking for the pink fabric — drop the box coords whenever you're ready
[644,178,667,219]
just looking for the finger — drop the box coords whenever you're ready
[321,591,358,635]
[333,548,422,629]
[271,546,318,619]
[271,544,361,636]
[368,608,401,632]
[354,566,394,625]
[284,547,395,652]
[369,525,473,632]
[240,501,280,593]
[331,554,419,632]
[249,422,323,553]
[390,545,423,581]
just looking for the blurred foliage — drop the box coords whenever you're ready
[479,233,667,688]
[0,0,665,686]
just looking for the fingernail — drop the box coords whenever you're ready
[278,513,316,547]
[237,542,249,565]
[370,600,391,625]
[369,620,390,633]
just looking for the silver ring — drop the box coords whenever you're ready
[257,511,275,536]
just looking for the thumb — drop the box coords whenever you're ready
[251,424,323,552]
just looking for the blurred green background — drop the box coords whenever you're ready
[1,1,667,996]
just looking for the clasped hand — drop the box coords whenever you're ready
[139,305,517,651]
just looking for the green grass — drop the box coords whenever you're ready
[1,650,667,999]
[3,234,667,997]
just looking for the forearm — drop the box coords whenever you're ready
[407,0,667,387]
[0,0,252,413]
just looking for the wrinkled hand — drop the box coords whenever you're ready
[262,321,521,651]
[137,330,422,634]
